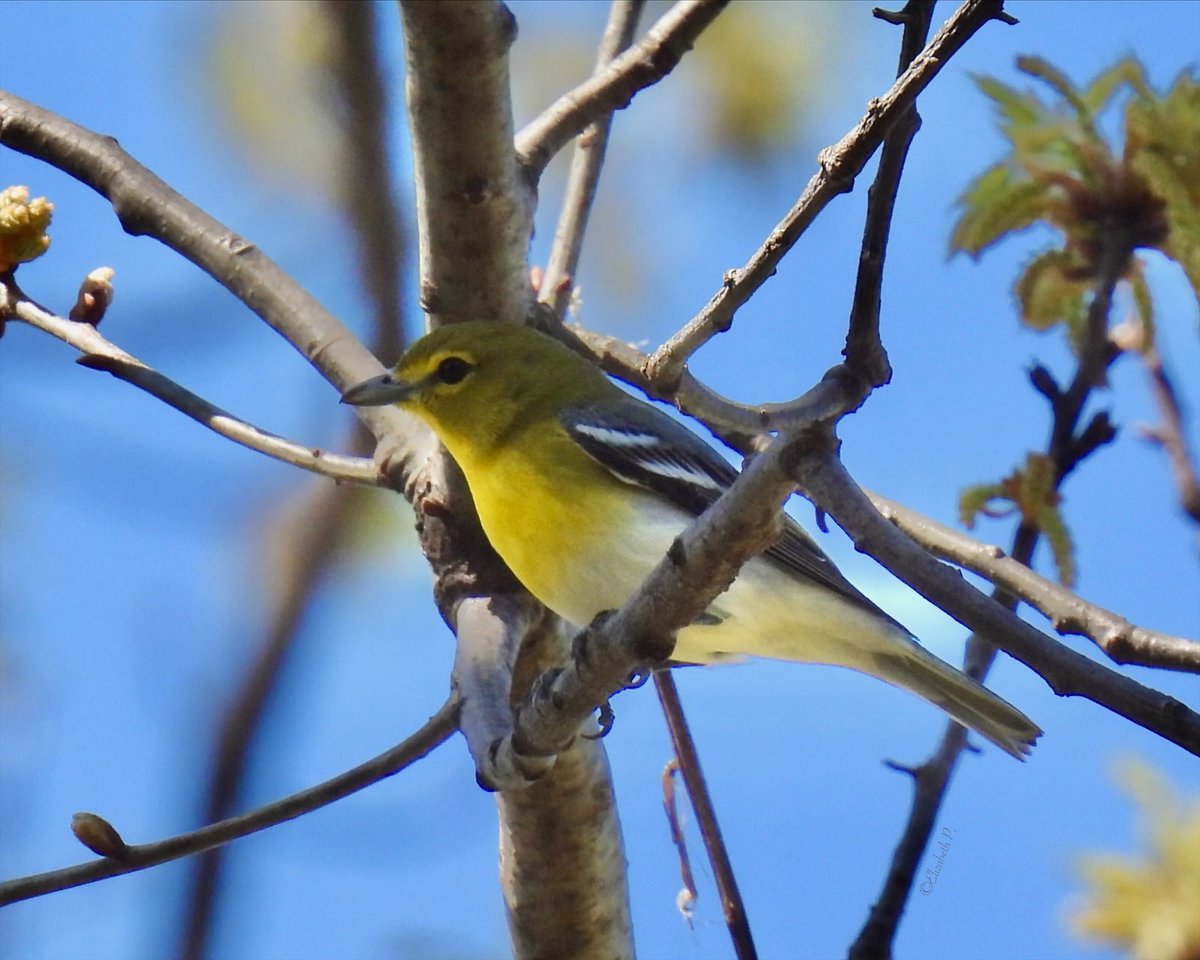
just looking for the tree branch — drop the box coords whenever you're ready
[499,424,799,771]
[0,275,380,486]
[400,0,532,328]
[0,90,431,484]
[655,672,757,960]
[496,603,633,959]
[840,0,937,387]
[179,471,374,960]
[0,697,460,906]
[537,0,645,321]
[872,492,1200,672]
[642,0,1017,395]
[179,7,413,951]
[399,7,636,956]
[515,0,728,178]
[850,214,1177,957]
[793,449,1200,753]
[323,0,409,366]
[1138,340,1200,525]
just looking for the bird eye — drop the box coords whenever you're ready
[435,356,473,385]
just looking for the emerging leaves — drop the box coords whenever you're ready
[1070,760,1200,960]
[960,453,1075,587]
[952,57,1199,587]
[950,57,1198,340]
[0,185,53,272]
[1124,72,1200,294]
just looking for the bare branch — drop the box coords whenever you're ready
[0,697,461,906]
[516,0,728,177]
[661,761,699,922]
[497,595,633,958]
[0,276,380,486]
[643,0,1017,394]
[841,0,937,387]
[792,449,1200,754]
[872,492,1200,672]
[1139,342,1200,525]
[400,0,532,327]
[537,0,645,320]
[852,208,1137,957]
[848,720,973,960]
[0,90,430,482]
[500,424,797,770]
[655,673,757,960]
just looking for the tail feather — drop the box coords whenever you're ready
[870,646,1041,760]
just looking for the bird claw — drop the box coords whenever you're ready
[623,670,650,690]
[584,700,616,739]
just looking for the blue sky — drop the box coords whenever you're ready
[1,2,1198,959]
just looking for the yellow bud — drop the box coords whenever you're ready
[0,185,55,271]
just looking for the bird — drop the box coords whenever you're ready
[342,321,1041,759]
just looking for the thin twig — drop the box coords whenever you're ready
[643,0,1017,395]
[516,0,728,177]
[794,448,1200,753]
[655,672,757,960]
[0,90,429,477]
[0,277,380,486]
[537,0,645,320]
[661,761,699,922]
[0,697,461,906]
[850,174,1143,958]
[840,0,936,388]
[538,11,752,952]
[872,492,1200,671]
[1140,344,1200,525]
[848,520,1034,960]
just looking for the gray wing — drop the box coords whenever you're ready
[561,397,899,625]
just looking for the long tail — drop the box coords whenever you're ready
[869,644,1041,760]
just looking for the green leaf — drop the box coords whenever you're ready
[950,164,1051,258]
[1014,249,1089,332]
[1036,500,1076,588]
[1160,212,1200,297]
[1015,453,1056,512]
[1126,72,1200,298]
[1082,57,1148,114]
[974,74,1042,130]
[1018,55,1092,133]
[958,482,1007,529]
[1001,452,1074,586]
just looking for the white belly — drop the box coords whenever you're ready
[518,497,906,670]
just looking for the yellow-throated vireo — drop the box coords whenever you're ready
[343,321,1041,759]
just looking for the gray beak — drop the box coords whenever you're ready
[340,372,414,406]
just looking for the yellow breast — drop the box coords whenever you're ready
[444,421,680,626]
